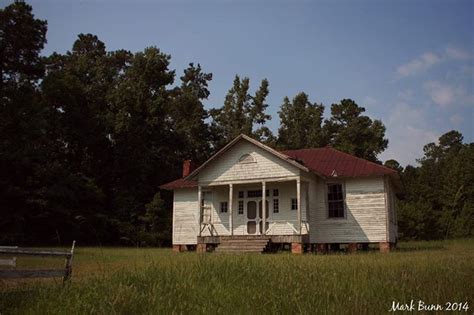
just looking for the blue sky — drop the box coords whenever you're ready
[6,0,473,166]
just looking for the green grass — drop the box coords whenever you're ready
[1,239,473,314]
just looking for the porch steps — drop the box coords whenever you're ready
[214,237,270,254]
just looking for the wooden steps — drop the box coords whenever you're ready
[214,237,270,254]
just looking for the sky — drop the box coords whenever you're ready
[5,0,473,166]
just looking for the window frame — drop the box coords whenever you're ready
[291,198,298,211]
[273,189,279,197]
[273,198,279,213]
[238,191,244,199]
[326,182,346,219]
[220,201,228,213]
[238,200,244,215]
[238,153,256,164]
[247,190,269,198]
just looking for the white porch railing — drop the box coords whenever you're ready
[199,219,309,237]
[261,220,309,235]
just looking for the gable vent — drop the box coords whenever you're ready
[239,153,255,164]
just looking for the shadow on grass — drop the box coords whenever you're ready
[395,245,446,252]
[0,288,42,312]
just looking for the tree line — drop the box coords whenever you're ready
[1,2,472,245]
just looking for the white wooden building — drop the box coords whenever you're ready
[161,134,401,254]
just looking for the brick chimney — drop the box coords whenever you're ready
[182,160,197,177]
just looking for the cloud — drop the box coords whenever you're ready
[396,46,473,78]
[397,52,441,77]
[446,46,472,60]
[380,102,438,166]
[423,80,474,108]
[423,81,457,107]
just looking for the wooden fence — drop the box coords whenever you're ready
[0,241,75,283]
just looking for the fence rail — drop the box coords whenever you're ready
[0,258,16,267]
[0,241,75,283]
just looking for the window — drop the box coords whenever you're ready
[291,198,298,210]
[238,154,255,164]
[248,190,259,198]
[238,200,244,215]
[273,199,279,213]
[273,189,279,197]
[220,201,228,213]
[327,183,344,218]
[247,190,269,198]
[238,191,244,199]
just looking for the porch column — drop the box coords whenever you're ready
[305,182,310,233]
[262,181,266,235]
[229,184,233,235]
[297,178,301,234]
[198,185,202,237]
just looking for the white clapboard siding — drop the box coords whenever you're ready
[198,140,299,184]
[386,179,398,243]
[173,176,390,243]
[391,188,398,242]
[173,188,199,245]
[309,177,388,243]
[203,186,230,236]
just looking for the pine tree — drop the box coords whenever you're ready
[210,75,273,148]
[277,92,325,149]
[324,99,388,162]
[168,63,213,164]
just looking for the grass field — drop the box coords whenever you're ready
[0,239,473,314]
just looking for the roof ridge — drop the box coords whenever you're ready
[280,147,326,153]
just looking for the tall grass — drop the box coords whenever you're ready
[1,239,473,314]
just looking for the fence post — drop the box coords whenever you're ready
[63,240,76,283]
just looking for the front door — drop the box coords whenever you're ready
[247,200,270,235]
[246,201,258,234]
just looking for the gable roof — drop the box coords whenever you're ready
[160,135,402,192]
[185,134,310,179]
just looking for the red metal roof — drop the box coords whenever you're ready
[281,147,397,178]
[160,178,197,190]
[160,140,399,190]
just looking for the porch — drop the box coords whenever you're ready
[196,177,310,253]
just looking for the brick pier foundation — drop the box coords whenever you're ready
[379,242,393,253]
[196,243,207,253]
[291,242,303,254]
[172,245,187,252]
